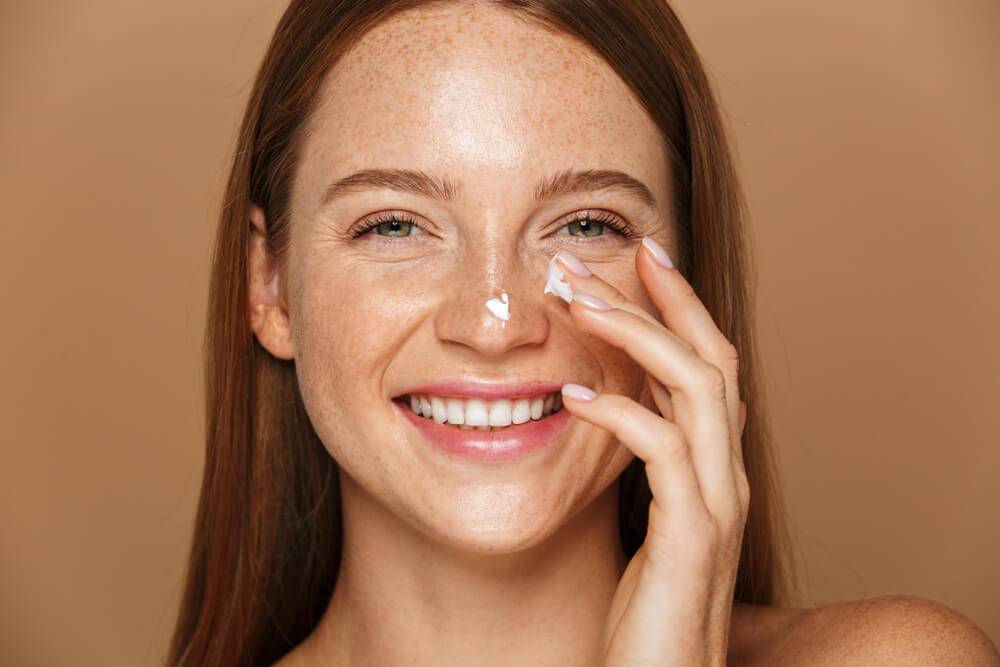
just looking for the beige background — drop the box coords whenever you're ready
[1,1,996,665]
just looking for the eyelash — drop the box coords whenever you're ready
[349,210,635,239]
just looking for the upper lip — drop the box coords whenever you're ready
[393,380,565,400]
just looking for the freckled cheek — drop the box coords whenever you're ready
[588,339,647,400]
[291,265,435,389]
[289,268,434,469]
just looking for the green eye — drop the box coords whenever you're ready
[566,218,605,237]
[374,219,416,237]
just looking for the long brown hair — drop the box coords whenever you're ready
[168,1,798,664]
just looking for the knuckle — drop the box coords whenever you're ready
[697,363,728,400]
[718,341,740,376]
[661,429,692,467]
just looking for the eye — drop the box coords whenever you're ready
[556,210,633,238]
[352,212,427,239]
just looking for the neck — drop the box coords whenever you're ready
[300,471,628,666]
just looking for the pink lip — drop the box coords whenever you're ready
[395,381,564,400]
[394,400,572,462]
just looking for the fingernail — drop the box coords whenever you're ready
[562,383,597,401]
[641,237,674,269]
[554,250,592,277]
[573,293,612,311]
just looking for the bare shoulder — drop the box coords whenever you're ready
[730,596,1000,666]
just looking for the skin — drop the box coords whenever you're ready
[249,3,1000,666]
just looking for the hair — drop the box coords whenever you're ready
[168,1,798,665]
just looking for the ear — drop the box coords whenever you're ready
[248,203,295,360]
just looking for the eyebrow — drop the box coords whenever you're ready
[320,167,658,211]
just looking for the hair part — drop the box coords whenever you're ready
[169,1,798,664]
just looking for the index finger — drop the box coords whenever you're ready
[636,238,744,465]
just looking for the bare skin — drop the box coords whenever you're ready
[250,3,1000,665]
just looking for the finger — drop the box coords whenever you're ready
[560,385,707,523]
[567,298,738,516]
[553,251,666,331]
[552,250,699,360]
[647,375,674,423]
[636,238,743,467]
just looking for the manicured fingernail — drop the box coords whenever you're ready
[554,250,592,277]
[573,293,611,311]
[641,237,674,269]
[562,383,597,401]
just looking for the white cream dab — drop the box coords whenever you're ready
[485,291,510,327]
[543,257,573,304]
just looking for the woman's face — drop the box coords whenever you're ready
[270,4,674,553]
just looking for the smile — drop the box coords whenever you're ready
[403,391,563,430]
[392,383,573,462]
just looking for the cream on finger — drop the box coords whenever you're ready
[543,256,574,304]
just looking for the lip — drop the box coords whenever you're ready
[394,381,564,400]
[394,397,572,462]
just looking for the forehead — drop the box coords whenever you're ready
[296,3,669,210]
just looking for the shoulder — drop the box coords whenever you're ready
[730,595,1000,666]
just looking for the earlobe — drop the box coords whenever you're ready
[248,203,295,360]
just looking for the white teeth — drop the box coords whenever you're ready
[465,399,488,426]
[431,396,447,424]
[511,398,531,424]
[405,392,560,427]
[488,399,512,427]
[446,398,465,425]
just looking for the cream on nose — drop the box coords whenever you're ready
[484,291,510,326]
[431,241,551,356]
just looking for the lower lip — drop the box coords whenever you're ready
[395,400,572,462]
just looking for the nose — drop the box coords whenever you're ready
[433,241,550,358]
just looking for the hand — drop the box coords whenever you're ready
[554,239,749,666]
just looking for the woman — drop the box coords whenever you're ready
[169,1,1000,665]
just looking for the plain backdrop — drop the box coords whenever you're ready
[1,1,997,665]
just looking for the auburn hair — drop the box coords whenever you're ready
[168,1,798,664]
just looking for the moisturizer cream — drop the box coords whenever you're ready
[543,256,573,304]
[485,291,510,326]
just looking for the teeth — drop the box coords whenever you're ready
[511,398,531,424]
[404,391,561,428]
[465,399,488,427]
[431,396,447,424]
[488,400,512,427]
[446,398,464,425]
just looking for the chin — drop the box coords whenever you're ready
[407,469,623,558]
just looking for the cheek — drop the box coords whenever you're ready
[288,256,438,408]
